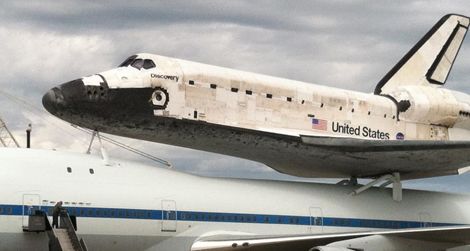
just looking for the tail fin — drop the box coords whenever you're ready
[374,14,470,95]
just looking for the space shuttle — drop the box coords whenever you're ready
[43,14,470,180]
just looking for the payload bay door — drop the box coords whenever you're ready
[309,207,323,233]
[22,194,41,228]
[161,200,177,232]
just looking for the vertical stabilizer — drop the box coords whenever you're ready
[375,14,470,95]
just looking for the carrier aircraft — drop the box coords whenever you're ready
[2,147,470,251]
[43,15,470,182]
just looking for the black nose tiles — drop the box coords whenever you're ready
[42,89,58,113]
[59,79,87,101]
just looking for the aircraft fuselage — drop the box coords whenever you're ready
[1,148,470,250]
[42,53,470,178]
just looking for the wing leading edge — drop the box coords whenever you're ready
[191,226,470,251]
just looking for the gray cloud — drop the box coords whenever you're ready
[1,1,470,193]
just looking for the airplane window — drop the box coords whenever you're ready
[119,55,137,67]
[131,59,144,70]
[0,207,3,214]
[142,59,156,69]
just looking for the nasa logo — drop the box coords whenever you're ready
[396,132,405,140]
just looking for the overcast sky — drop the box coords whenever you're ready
[2,1,470,192]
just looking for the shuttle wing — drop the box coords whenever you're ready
[297,135,470,179]
[191,226,470,251]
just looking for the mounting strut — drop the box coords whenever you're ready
[350,172,402,202]
[85,130,110,165]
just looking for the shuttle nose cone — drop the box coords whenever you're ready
[42,78,85,115]
[42,87,63,114]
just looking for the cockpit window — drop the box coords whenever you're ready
[119,55,137,67]
[120,56,156,70]
[142,59,156,69]
[131,59,144,69]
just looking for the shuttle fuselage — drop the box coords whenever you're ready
[42,14,470,179]
[41,53,470,178]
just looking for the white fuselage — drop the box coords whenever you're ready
[1,148,470,251]
[96,53,470,141]
[42,53,470,179]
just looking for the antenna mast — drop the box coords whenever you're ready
[0,117,20,147]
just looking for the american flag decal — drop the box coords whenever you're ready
[312,118,327,131]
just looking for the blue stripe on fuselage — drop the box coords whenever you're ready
[0,204,459,229]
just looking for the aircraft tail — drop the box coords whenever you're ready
[375,14,470,95]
